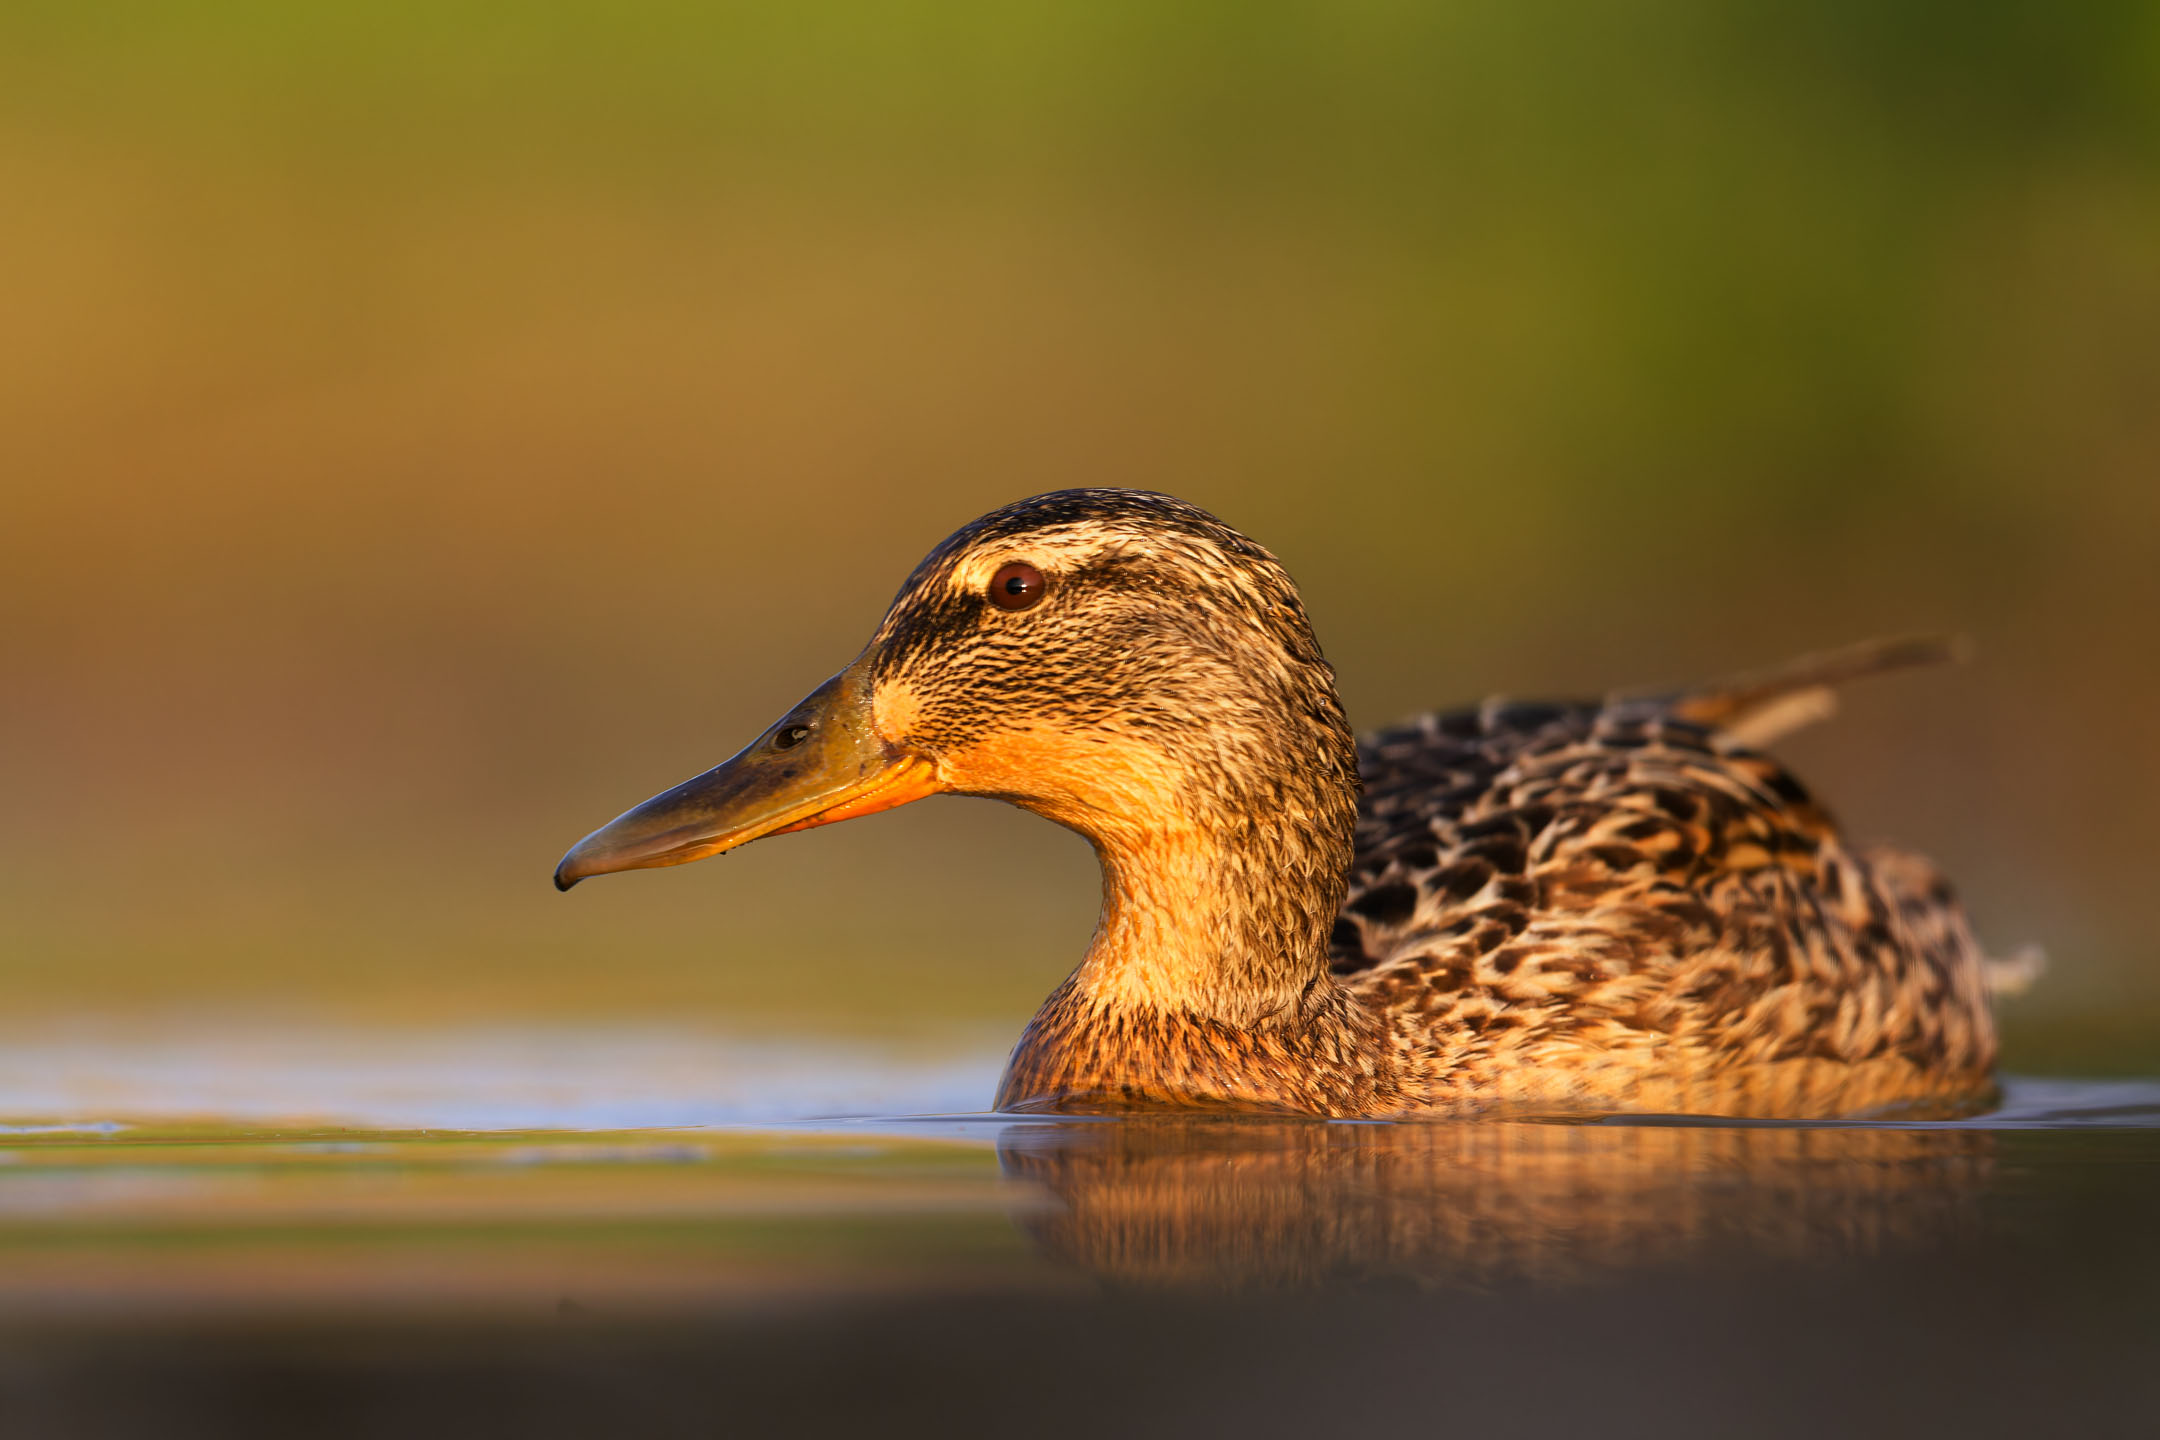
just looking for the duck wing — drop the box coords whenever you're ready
[1332,639,2000,1112]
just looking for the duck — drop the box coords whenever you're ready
[554,488,2022,1119]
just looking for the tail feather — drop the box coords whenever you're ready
[1981,945,2049,997]
[1628,634,1969,749]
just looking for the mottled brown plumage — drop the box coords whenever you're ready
[1328,691,2000,1117]
[558,487,2016,1119]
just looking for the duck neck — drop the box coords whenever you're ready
[995,757,1385,1114]
[1072,811,1346,1028]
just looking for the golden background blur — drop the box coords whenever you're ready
[5,4,2157,1066]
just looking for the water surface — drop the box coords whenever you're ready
[1,1028,2155,1436]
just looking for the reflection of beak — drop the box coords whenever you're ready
[552,657,940,891]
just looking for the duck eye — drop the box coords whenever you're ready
[988,562,1047,612]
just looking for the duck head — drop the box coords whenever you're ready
[554,488,1360,1026]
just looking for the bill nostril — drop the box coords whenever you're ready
[772,724,814,751]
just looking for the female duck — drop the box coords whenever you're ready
[555,489,2012,1118]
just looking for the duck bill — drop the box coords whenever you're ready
[552,659,940,891]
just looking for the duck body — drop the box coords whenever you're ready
[998,693,1998,1119]
[557,489,2007,1120]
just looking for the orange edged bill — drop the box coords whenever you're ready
[552,658,940,891]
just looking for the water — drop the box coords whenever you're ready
[0,1027,2155,1437]
[0,1021,1010,1129]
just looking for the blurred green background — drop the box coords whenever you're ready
[3,2,2156,1068]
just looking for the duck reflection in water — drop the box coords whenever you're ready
[995,1118,1994,1290]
